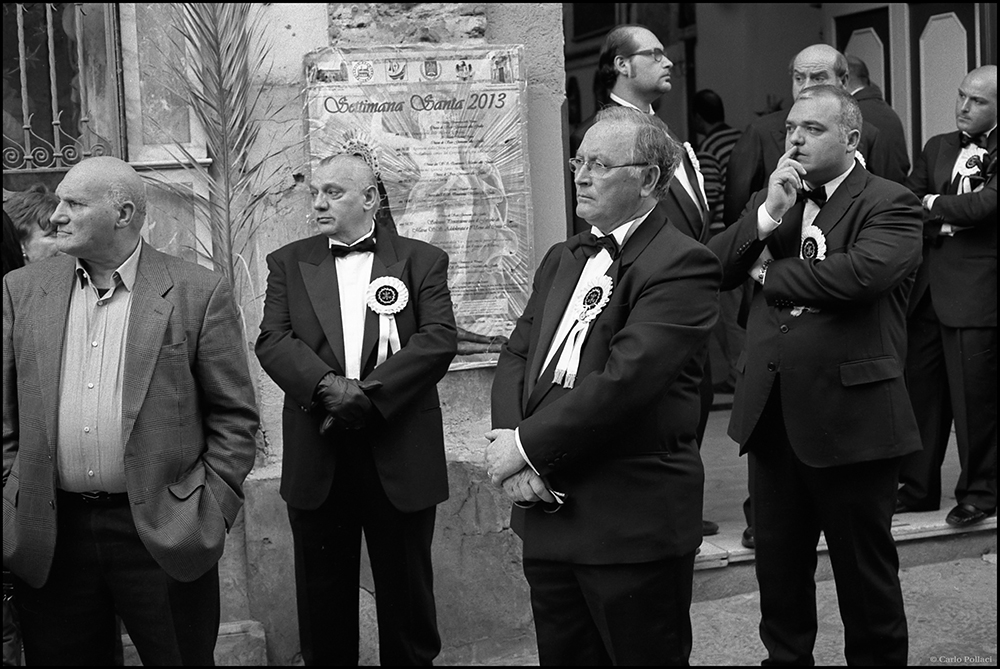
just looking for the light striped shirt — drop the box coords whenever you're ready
[56,242,141,493]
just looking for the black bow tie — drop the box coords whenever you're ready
[797,187,827,208]
[960,132,988,149]
[330,236,376,258]
[579,232,620,260]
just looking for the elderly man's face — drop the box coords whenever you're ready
[955,70,997,137]
[574,121,645,233]
[309,157,378,245]
[50,164,121,260]
[791,51,841,100]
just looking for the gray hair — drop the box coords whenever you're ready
[796,84,863,141]
[594,105,682,200]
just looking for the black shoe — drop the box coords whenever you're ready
[741,526,755,549]
[945,503,997,528]
[702,519,719,536]
[894,500,938,514]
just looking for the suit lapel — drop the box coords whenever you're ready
[524,243,588,402]
[772,202,804,259]
[360,232,404,373]
[667,179,703,240]
[935,132,962,194]
[812,161,867,241]
[121,244,174,447]
[35,258,76,452]
[301,238,347,374]
[524,213,665,413]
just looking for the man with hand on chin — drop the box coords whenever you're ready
[709,85,923,665]
[488,106,720,665]
[256,151,457,665]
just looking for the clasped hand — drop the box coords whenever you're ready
[484,429,555,504]
[316,373,381,434]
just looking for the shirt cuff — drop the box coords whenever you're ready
[757,202,781,239]
[514,427,540,476]
[924,194,940,211]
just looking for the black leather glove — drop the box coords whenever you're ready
[315,373,382,434]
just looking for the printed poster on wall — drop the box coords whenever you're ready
[304,45,532,370]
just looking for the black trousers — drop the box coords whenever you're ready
[523,553,697,666]
[13,494,220,666]
[899,294,998,511]
[287,442,440,666]
[748,384,907,666]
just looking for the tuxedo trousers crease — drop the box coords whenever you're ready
[749,380,908,666]
[287,436,440,666]
[523,554,696,666]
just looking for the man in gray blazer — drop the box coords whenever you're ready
[3,156,259,665]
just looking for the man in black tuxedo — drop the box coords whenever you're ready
[256,153,458,665]
[709,85,922,665]
[488,106,720,665]
[723,43,898,549]
[569,24,717,534]
[847,55,910,183]
[897,65,997,527]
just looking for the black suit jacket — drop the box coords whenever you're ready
[570,104,711,243]
[256,231,457,512]
[904,129,997,328]
[492,206,720,564]
[853,85,910,183]
[709,163,923,467]
[724,108,887,226]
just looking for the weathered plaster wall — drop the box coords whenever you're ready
[231,3,565,665]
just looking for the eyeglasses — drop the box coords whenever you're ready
[624,48,667,62]
[568,157,650,177]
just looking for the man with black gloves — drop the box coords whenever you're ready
[256,151,457,665]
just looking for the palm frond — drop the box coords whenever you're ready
[148,2,289,317]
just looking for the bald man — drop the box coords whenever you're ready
[725,44,899,227]
[256,153,457,665]
[3,156,259,665]
[897,65,997,527]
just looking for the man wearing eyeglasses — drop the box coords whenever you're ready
[487,106,720,665]
[570,23,720,537]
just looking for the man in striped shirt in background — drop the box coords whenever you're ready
[695,89,745,399]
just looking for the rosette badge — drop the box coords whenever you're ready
[800,225,827,261]
[553,275,613,389]
[367,277,409,366]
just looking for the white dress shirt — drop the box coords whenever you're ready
[329,223,376,379]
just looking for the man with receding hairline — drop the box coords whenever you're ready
[897,65,997,528]
[3,156,259,665]
[710,85,922,664]
[846,54,910,182]
[489,106,720,665]
[256,151,457,665]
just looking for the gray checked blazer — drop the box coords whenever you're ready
[3,242,259,587]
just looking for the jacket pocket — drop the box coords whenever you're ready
[167,464,206,500]
[839,356,901,387]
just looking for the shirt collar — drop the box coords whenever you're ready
[328,221,376,249]
[610,92,654,115]
[806,161,856,199]
[961,125,997,144]
[592,205,655,249]
[75,240,142,292]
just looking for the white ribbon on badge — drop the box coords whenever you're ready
[552,275,613,389]
[366,277,407,366]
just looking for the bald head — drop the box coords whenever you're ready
[50,157,147,268]
[69,156,147,228]
[956,65,997,136]
[790,44,849,100]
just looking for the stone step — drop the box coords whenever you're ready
[693,510,997,601]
